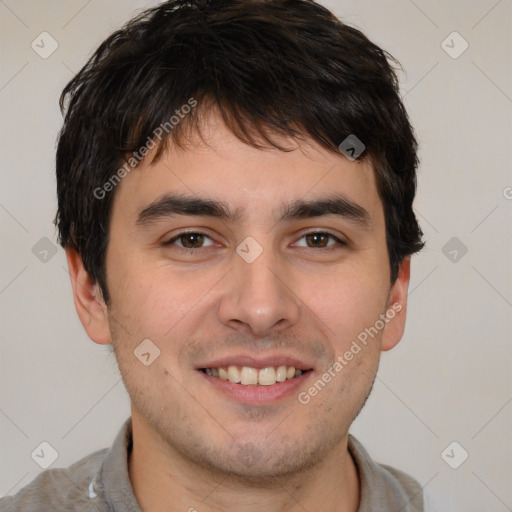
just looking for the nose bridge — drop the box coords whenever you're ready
[218,239,301,336]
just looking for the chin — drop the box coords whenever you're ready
[184,434,329,485]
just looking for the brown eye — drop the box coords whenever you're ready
[305,233,330,248]
[179,233,205,248]
[294,232,343,249]
[163,232,214,249]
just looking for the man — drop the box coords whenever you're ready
[1,0,425,510]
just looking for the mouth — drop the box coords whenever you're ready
[195,355,315,404]
[200,365,311,386]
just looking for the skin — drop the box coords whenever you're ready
[66,110,410,512]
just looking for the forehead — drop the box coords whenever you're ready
[110,112,383,227]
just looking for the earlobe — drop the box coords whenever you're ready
[65,248,112,345]
[381,257,411,352]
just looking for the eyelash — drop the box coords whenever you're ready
[162,230,345,251]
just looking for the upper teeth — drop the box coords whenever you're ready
[204,365,303,386]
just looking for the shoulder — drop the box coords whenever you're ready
[0,448,109,512]
[373,461,424,510]
[348,434,424,512]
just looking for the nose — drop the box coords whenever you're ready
[217,246,301,337]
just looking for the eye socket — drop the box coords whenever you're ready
[163,231,215,249]
[162,230,344,251]
[293,231,345,249]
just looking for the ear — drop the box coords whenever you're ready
[65,247,112,345]
[381,257,410,352]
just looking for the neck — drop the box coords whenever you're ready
[128,414,360,512]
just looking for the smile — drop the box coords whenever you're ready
[201,365,308,386]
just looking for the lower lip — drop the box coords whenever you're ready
[198,371,312,405]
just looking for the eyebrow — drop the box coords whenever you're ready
[135,193,372,229]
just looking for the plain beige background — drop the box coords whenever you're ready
[0,1,511,510]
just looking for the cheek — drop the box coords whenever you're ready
[304,270,389,349]
[107,254,222,340]
[106,251,170,338]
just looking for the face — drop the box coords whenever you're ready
[70,111,409,482]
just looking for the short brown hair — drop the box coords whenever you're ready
[55,0,424,303]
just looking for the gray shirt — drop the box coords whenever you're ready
[0,418,424,511]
